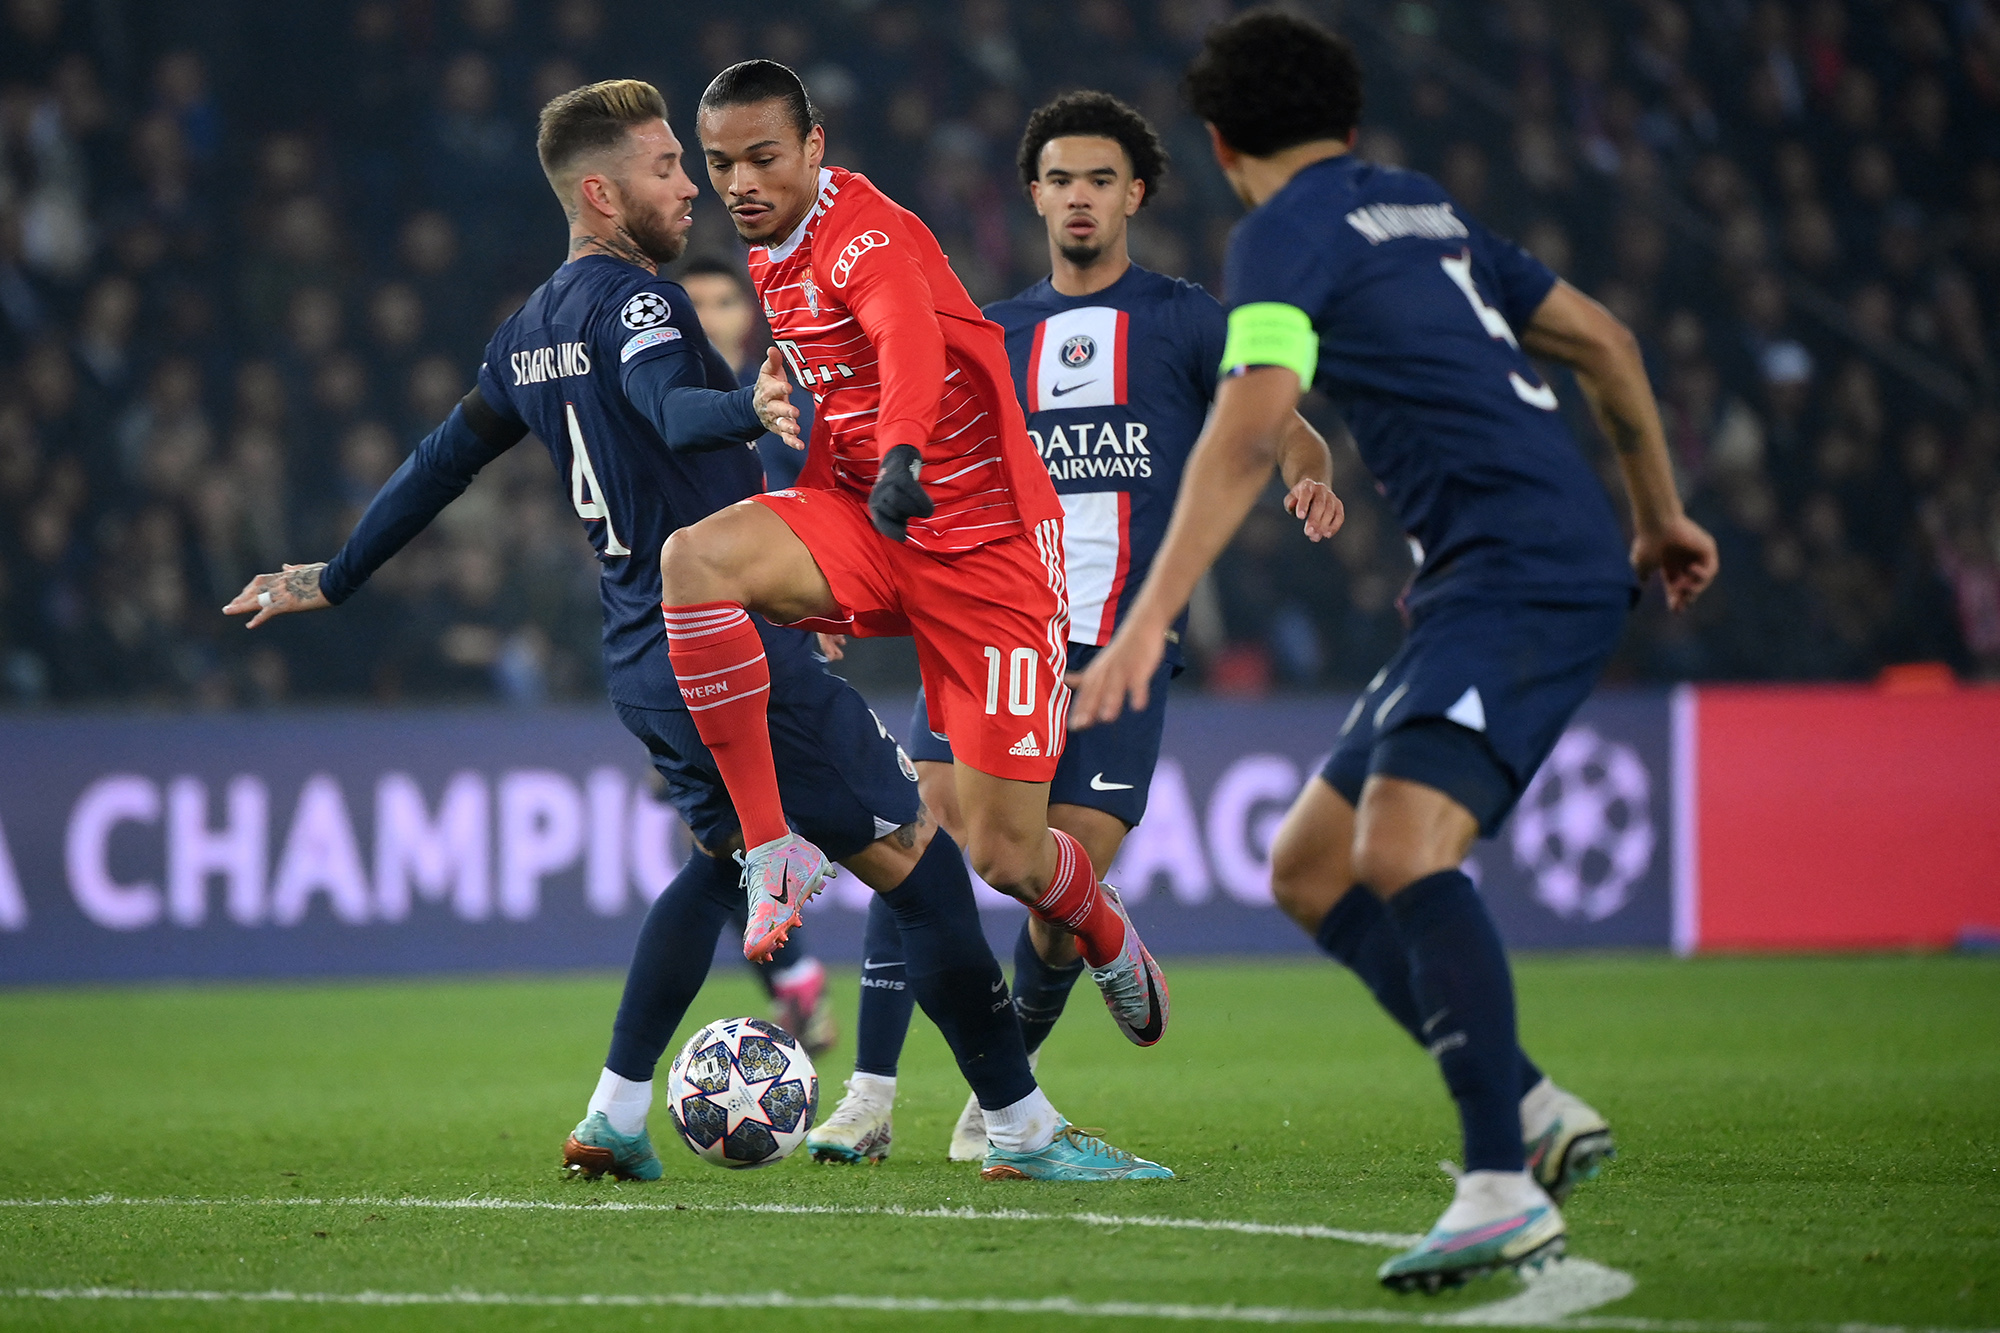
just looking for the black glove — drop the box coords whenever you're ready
[868,443,935,541]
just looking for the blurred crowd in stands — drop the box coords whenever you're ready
[0,0,1995,709]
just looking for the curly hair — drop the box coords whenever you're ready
[1016,90,1169,206]
[1183,9,1364,157]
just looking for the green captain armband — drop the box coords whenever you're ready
[1220,301,1318,387]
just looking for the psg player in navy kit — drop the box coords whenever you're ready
[226,80,1152,1183]
[1073,15,1718,1290]
[806,92,1345,1166]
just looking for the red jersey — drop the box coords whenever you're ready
[747,167,1062,553]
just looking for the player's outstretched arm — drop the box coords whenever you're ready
[223,387,527,628]
[1276,411,1343,543]
[1069,365,1300,727]
[1522,281,1718,611]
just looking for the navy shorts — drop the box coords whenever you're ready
[1321,595,1628,837]
[614,668,919,862]
[904,643,1172,828]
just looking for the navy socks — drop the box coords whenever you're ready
[854,890,916,1077]
[1011,916,1086,1055]
[605,850,740,1081]
[1316,885,1544,1095]
[873,829,1037,1110]
[1383,869,1527,1173]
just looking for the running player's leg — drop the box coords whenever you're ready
[565,702,765,1181]
[838,713,951,1108]
[941,799,1119,1162]
[659,494,891,959]
[565,844,738,1181]
[1007,648,1171,1052]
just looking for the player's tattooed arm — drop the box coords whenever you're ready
[223,562,332,629]
[1523,280,1718,611]
[1276,412,1344,543]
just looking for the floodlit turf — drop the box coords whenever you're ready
[0,954,1995,1331]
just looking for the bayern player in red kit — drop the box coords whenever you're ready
[658,60,1170,1069]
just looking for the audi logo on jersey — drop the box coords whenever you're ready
[829,230,890,287]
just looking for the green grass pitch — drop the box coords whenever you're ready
[0,954,1995,1331]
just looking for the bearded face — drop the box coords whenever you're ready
[620,190,689,265]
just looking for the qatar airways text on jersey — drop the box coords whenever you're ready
[984,265,1224,654]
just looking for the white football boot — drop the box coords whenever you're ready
[947,1051,1037,1162]
[1521,1078,1616,1202]
[806,1075,894,1164]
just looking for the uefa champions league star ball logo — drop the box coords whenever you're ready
[621,291,672,330]
[1508,726,1655,922]
[1060,334,1097,368]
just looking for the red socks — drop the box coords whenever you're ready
[662,601,787,848]
[1028,829,1127,968]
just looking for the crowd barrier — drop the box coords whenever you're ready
[0,685,1992,983]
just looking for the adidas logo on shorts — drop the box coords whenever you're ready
[1008,732,1041,757]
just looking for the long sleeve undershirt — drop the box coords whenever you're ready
[321,401,520,605]
[620,349,763,452]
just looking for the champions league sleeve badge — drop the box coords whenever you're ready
[620,291,672,330]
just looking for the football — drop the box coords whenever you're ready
[665,1016,819,1169]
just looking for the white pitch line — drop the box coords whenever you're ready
[0,1195,1643,1324]
[5,1286,1996,1333]
[0,1195,1421,1249]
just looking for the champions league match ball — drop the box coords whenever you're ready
[665,1017,819,1168]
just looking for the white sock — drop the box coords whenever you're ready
[1519,1076,1560,1139]
[587,1068,652,1137]
[982,1087,1061,1153]
[1437,1169,1551,1230]
[769,957,824,991]
[848,1071,895,1102]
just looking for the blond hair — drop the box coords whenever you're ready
[536,79,669,200]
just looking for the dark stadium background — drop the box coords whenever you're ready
[1,0,1994,711]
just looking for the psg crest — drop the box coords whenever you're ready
[1060,333,1097,367]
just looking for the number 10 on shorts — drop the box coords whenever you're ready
[984,646,1037,716]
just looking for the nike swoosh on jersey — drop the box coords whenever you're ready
[862,959,902,970]
[1089,773,1135,791]
[1050,378,1097,397]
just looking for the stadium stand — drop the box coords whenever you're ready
[0,0,1993,706]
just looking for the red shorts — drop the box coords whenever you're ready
[752,487,1070,782]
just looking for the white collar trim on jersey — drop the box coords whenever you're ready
[764,168,835,262]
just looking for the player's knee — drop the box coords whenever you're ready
[1267,832,1319,924]
[965,834,1038,900]
[659,524,740,604]
[1351,835,1438,899]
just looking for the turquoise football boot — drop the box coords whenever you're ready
[979,1121,1173,1181]
[561,1111,663,1182]
[1378,1189,1565,1293]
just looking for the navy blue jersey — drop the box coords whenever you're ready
[985,264,1220,664]
[476,255,818,708]
[1223,155,1633,609]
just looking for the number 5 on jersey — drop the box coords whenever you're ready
[1440,251,1560,411]
[566,402,629,556]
